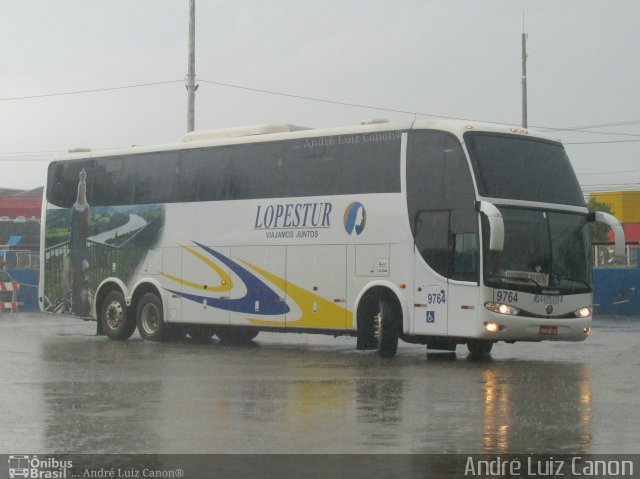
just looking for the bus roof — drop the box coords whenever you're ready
[55,119,563,162]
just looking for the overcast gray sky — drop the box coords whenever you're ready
[1,0,638,193]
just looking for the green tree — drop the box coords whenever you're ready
[588,197,615,242]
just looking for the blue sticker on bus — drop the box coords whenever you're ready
[343,202,366,235]
[427,311,435,323]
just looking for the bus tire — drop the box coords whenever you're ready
[100,290,136,340]
[375,299,399,357]
[356,296,377,350]
[215,326,259,343]
[467,340,493,357]
[136,292,168,341]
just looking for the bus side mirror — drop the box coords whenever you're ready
[476,201,504,252]
[588,211,626,262]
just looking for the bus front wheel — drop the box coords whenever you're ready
[467,340,494,357]
[100,290,136,340]
[136,292,167,341]
[374,299,399,357]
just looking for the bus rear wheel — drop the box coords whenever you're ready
[100,290,136,340]
[467,340,494,357]
[374,299,399,357]
[136,292,167,341]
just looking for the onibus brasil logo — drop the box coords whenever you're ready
[8,455,72,478]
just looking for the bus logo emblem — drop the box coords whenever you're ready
[343,202,366,235]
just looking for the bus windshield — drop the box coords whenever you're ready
[483,207,591,294]
[465,132,585,206]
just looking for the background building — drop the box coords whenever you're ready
[590,191,640,315]
[0,187,42,310]
[590,191,640,243]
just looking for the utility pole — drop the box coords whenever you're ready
[186,0,198,132]
[521,16,528,129]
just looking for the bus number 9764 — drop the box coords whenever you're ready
[495,290,518,303]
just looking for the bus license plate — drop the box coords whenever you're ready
[540,325,557,335]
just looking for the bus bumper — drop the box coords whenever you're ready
[476,313,592,342]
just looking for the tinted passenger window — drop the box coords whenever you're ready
[179,147,232,202]
[231,143,286,200]
[46,159,94,208]
[46,131,403,207]
[92,157,132,206]
[129,152,179,205]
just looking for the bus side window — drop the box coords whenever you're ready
[47,160,94,208]
[180,147,232,202]
[92,157,129,206]
[176,153,198,202]
[285,140,342,197]
[129,152,178,205]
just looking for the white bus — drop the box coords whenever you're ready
[39,120,624,356]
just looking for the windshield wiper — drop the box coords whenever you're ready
[556,276,591,289]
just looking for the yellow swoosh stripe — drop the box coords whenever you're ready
[161,243,233,292]
[239,259,352,329]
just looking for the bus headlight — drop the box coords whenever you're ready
[575,307,592,318]
[484,302,520,316]
[484,321,501,333]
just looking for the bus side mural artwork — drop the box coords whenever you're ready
[43,167,164,316]
[40,121,625,357]
[69,168,90,316]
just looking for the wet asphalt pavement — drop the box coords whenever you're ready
[0,312,638,454]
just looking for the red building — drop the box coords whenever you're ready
[0,195,42,220]
[0,187,43,265]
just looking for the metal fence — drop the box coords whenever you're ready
[1,248,39,269]
[593,243,640,269]
[44,239,147,311]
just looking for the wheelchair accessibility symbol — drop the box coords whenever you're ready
[427,311,435,323]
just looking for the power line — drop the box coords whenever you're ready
[0,150,57,155]
[3,77,640,140]
[2,76,520,126]
[542,120,640,131]
[578,168,640,176]
[564,138,640,145]
[546,128,640,138]
[0,80,184,102]
[3,76,640,162]
[199,79,640,137]
[199,79,517,125]
[199,79,423,116]
[0,157,52,162]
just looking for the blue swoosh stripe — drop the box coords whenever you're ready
[167,243,290,316]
